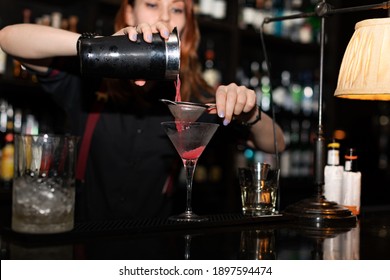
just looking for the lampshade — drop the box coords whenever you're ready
[334,17,390,100]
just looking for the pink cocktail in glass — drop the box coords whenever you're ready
[161,121,219,222]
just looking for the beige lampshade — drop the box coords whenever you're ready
[334,18,390,100]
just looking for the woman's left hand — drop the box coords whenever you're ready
[210,83,258,126]
[114,22,171,86]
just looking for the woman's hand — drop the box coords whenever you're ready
[210,83,285,153]
[212,83,258,126]
[114,22,171,42]
[113,22,171,86]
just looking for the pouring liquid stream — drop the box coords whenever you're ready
[174,74,184,132]
[173,75,203,159]
[161,75,215,124]
[175,75,182,102]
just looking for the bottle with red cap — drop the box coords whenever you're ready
[342,148,361,215]
[344,148,359,172]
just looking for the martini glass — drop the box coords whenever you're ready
[161,121,219,222]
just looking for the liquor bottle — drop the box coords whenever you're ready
[273,70,290,113]
[290,76,303,115]
[259,61,271,112]
[249,61,260,90]
[40,14,51,26]
[51,12,62,29]
[323,140,343,204]
[68,15,79,32]
[240,0,257,29]
[342,148,361,215]
[60,18,69,30]
[301,71,314,117]
[202,40,221,89]
[13,108,23,134]
[23,113,39,135]
[0,99,7,180]
[0,103,14,190]
[211,0,227,20]
[344,148,359,172]
[199,0,213,18]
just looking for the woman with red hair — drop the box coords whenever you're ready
[0,0,285,221]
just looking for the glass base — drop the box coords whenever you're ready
[242,209,278,216]
[12,219,74,234]
[169,211,208,222]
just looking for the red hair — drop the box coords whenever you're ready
[114,0,213,102]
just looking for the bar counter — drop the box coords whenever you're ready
[1,205,389,260]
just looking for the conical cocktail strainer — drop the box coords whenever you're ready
[160,99,215,122]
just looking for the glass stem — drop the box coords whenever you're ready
[183,159,197,214]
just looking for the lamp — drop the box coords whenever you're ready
[335,18,390,100]
[262,1,390,228]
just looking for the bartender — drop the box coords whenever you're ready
[0,0,285,221]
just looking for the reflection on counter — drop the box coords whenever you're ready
[1,208,389,260]
[323,223,360,260]
[239,229,276,260]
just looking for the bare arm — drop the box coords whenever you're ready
[0,23,80,72]
[0,22,169,77]
[246,111,286,154]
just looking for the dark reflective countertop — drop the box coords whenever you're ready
[1,206,389,260]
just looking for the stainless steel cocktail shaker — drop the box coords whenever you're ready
[78,28,180,80]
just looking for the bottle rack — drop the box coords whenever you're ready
[196,1,321,182]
